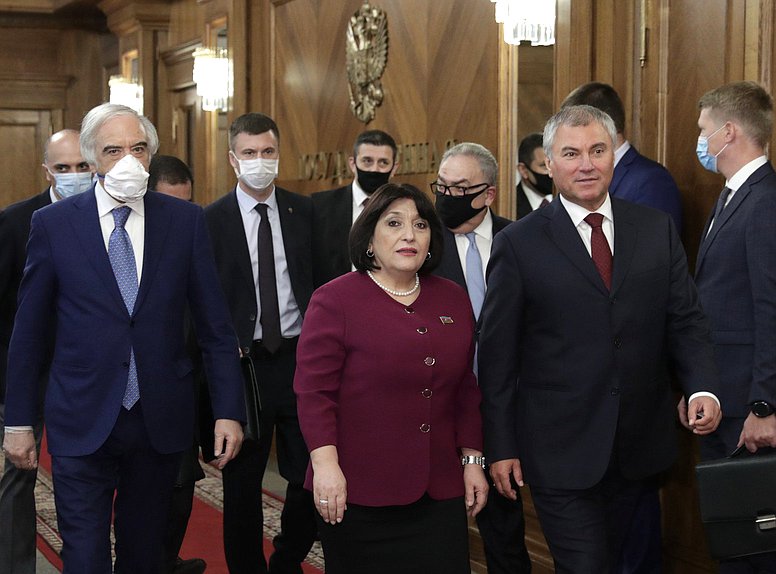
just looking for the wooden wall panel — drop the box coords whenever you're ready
[268,0,498,195]
[0,17,110,208]
[0,110,51,207]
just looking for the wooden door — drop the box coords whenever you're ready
[0,110,53,208]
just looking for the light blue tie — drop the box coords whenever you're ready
[109,206,140,410]
[465,232,486,320]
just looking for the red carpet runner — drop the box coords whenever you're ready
[24,434,325,573]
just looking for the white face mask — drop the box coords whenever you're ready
[50,171,93,199]
[102,155,150,203]
[232,154,279,191]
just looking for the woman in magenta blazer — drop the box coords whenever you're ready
[294,183,487,573]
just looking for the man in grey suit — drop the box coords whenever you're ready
[692,81,776,573]
[431,142,530,574]
[311,129,397,287]
[0,129,92,574]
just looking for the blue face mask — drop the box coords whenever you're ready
[696,124,728,173]
[51,171,93,199]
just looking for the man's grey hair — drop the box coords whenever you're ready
[80,103,159,168]
[543,105,617,160]
[440,142,498,186]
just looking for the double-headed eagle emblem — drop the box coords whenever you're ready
[346,2,388,123]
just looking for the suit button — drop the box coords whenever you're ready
[241,346,251,356]
[421,388,433,398]
[424,357,435,366]
[611,387,620,395]
[417,327,428,334]
[122,361,129,368]
[419,423,431,433]
[130,320,135,327]
[249,313,256,321]
[404,307,415,314]
[614,337,622,349]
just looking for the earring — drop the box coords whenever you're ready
[426,251,432,260]
[366,248,374,258]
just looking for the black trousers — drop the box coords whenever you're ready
[475,472,532,574]
[221,340,316,574]
[316,494,470,574]
[530,466,650,574]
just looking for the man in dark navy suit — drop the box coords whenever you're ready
[562,82,685,573]
[2,104,245,574]
[479,105,721,573]
[563,82,683,234]
[0,129,92,574]
[693,81,776,573]
[312,129,397,287]
[432,142,530,574]
[204,112,316,574]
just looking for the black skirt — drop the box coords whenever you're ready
[316,494,470,574]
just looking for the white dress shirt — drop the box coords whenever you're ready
[559,193,615,256]
[95,181,145,280]
[521,179,553,211]
[236,184,303,340]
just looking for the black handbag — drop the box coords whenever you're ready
[695,446,776,560]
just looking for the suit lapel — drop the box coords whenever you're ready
[441,227,466,289]
[696,163,773,273]
[133,193,172,315]
[276,188,301,290]
[222,190,255,290]
[546,201,610,296]
[69,189,127,313]
[610,201,637,295]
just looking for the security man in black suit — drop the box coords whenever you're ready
[311,129,397,287]
[432,142,531,574]
[0,129,92,574]
[203,113,316,574]
[515,132,553,219]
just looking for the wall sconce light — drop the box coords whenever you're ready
[109,75,144,114]
[490,0,555,46]
[193,47,231,112]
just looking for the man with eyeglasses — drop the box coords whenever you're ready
[432,142,530,574]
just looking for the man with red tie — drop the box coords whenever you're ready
[478,105,721,573]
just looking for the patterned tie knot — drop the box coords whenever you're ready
[585,213,604,228]
[113,205,131,228]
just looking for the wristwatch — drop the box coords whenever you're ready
[751,400,775,418]
[461,455,486,468]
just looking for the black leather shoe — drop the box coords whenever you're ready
[173,557,207,574]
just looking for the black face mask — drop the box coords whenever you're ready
[528,168,553,196]
[435,188,488,229]
[356,167,391,194]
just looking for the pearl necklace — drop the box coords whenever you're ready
[367,270,420,297]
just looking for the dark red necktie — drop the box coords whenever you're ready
[584,213,612,290]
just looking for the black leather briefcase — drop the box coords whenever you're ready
[241,355,262,442]
[695,447,776,559]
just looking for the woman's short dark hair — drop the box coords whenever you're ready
[349,183,443,275]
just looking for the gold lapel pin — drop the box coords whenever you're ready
[439,316,454,324]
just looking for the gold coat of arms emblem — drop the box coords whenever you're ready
[346,2,388,123]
